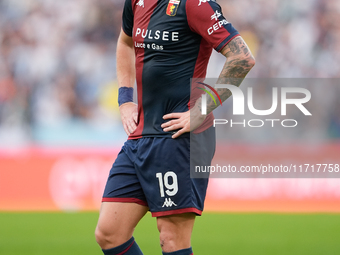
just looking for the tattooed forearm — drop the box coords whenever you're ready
[205,36,255,114]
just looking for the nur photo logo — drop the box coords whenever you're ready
[198,82,312,128]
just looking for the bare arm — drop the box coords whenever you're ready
[202,36,256,114]
[117,29,138,135]
[162,36,255,138]
[117,29,135,89]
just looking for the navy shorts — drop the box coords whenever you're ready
[102,127,215,217]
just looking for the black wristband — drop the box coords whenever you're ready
[118,87,134,106]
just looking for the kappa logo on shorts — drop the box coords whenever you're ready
[166,0,181,16]
[162,198,177,207]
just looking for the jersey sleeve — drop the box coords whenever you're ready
[122,0,134,37]
[186,0,239,52]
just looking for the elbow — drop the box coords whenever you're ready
[231,54,256,73]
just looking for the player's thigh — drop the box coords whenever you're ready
[96,202,148,247]
[157,213,196,251]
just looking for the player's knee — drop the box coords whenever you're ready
[159,228,178,252]
[95,225,127,249]
[95,225,109,248]
[158,220,184,252]
[157,214,195,252]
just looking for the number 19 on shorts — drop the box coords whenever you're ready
[156,172,178,197]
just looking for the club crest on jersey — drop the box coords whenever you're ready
[166,0,181,16]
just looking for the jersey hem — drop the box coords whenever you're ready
[102,197,148,206]
[128,133,190,140]
[151,207,202,217]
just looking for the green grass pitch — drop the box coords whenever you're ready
[0,212,340,255]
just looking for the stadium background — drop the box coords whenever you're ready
[0,0,340,254]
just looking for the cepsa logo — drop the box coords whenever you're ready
[208,19,229,35]
[207,10,229,35]
[199,84,312,128]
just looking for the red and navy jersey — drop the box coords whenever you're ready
[122,0,239,139]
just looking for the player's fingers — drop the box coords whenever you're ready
[161,121,171,128]
[161,119,182,128]
[163,123,183,132]
[122,123,130,136]
[163,113,173,120]
[163,112,182,120]
[133,112,138,123]
[172,128,186,139]
[127,119,137,133]
[161,119,181,128]
[129,117,137,129]
[122,116,136,134]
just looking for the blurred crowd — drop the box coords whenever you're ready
[0,0,124,146]
[0,0,339,147]
[222,0,340,77]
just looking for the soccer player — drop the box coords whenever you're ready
[95,0,255,254]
